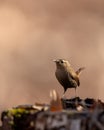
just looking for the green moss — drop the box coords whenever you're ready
[7,108,29,118]
[2,107,39,130]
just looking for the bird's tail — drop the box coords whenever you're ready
[76,67,85,76]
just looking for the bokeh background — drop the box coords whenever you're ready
[0,0,104,111]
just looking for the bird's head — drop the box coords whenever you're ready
[53,59,70,68]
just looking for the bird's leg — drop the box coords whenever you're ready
[75,87,77,98]
[75,88,78,107]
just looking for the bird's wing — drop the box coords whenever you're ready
[67,71,80,86]
[74,76,80,86]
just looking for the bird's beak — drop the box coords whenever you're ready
[53,59,58,62]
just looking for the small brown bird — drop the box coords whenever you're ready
[54,59,85,96]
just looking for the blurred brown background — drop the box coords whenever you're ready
[0,0,104,111]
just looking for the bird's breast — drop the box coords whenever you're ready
[55,68,78,88]
[55,69,67,80]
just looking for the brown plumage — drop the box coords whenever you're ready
[54,59,85,95]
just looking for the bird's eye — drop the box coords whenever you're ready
[60,60,64,63]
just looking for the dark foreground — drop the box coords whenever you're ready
[0,97,104,130]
